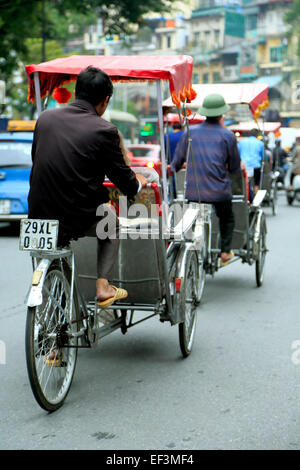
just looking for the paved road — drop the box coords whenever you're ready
[0,193,300,450]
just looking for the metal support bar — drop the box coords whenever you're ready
[34,72,42,116]
[127,312,159,328]
[156,79,169,209]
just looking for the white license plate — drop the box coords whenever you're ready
[0,199,11,214]
[19,219,59,251]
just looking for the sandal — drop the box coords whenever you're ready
[44,350,63,368]
[97,286,128,308]
[220,251,235,267]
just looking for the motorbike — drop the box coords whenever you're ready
[276,166,287,189]
[284,161,300,205]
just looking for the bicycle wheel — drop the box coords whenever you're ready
[272,182,278,216]
[255,217,267,287]
[25,261,78,412]
[179,250,198,357]
[195,249,206,304]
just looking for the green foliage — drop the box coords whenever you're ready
[285,0,300,56]
[0,0,172,117]
[87,0,172,35]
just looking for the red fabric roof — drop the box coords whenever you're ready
[166,112,205,125]
[229,121,281,134]
[163,83,269,115]
[25,55,194,106]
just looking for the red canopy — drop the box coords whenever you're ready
[229,121,281,134]
[166,112,205,125]
[25,55,194,106]
[163,83,269,116]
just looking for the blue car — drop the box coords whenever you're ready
[0,132,33,223]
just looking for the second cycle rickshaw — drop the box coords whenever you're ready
[229,120,282,216]
[164,82,270,287]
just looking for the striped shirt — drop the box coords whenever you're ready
[171,121,241,203]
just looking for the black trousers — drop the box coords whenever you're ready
[253,168,261,187]
[85,204,120,281]
[213,200,235,253]
[58,204,120,281]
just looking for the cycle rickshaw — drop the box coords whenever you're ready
[229,120,282,216]
[163,82,269,287]
[21,55,204,412]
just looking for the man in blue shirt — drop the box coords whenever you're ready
[171,93,241,266]
[238,128,264,193]
[165,122,184,163]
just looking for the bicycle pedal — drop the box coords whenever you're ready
[97,309,117,325]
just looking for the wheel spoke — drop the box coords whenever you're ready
[179,253,198,356]
[26,264,77,410]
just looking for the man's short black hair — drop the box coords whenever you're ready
[75,66,113,106]
[250,128,259,137]
[172,123,183,130]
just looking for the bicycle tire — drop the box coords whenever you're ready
[255,217,267,287]
[272,183,278,216]
[178,250,198,357]
[25,261,78,412]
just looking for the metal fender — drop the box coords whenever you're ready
[26,258,52,307]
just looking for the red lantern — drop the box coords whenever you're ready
[52,87,72,104]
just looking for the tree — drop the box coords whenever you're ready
[0,0,172,76]
[9,40,65,119]
[0,0,172,116]
[285,0,300,56]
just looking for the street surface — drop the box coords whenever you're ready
[0,193,299,450]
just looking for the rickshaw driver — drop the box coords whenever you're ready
[28,66,148,307]
[171,93,241,266]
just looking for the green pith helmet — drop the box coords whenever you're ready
[198,93,230,117]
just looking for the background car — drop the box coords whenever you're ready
[127,144,161,176]
[0,131,33,225]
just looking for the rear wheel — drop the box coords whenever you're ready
[255,217,267,287]
[272,183,278,216]
[179,251,198,357]
[195,249,205,304]
[25,261,78,412]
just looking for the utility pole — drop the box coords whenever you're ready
[95,11,103,55]
[41,0,47,62]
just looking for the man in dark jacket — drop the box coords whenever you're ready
[28,66,147,305]
[171,93,241,265]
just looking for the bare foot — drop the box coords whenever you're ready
[221,251,234,263]
[96,278,116,301]
[45,349,62,367]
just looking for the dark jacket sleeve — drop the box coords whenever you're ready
[99,126,139,198]
[225,132,241,174]
[31,119,39,164]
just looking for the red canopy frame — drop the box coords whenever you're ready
[163,83,269,117]
[229,121,281,135]
[165,112,205,126]
[25,55,195,108]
